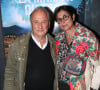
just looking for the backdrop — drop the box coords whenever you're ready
[84,0,100,39]
[0,0,91,35]
[1,0,100,37]
[0,5,5,90]
[1,0,89,60]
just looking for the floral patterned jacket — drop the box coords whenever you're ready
[55,22,100,90]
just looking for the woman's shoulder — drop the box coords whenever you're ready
[76,22,97,40]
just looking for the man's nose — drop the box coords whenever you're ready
[38,22,43,28]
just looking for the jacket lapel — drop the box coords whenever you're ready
[18,32,31,90]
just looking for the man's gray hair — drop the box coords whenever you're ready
[30,6,50,21]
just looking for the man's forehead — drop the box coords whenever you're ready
[32,9,47,16]
[31,10,48,20]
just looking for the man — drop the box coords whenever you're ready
[4,6,57,90]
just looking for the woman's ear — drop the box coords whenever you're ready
[72,14,75,21]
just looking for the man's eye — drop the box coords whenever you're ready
[33,21,38,24]
[42,20,48,24]
[42,21,46,24]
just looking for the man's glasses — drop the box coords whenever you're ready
[57,15,70,24]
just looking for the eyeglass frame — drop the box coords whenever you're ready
[56,14,70,24]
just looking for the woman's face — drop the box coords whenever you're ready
[56,10,75,32]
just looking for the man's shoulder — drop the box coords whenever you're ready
[9,32,31,48]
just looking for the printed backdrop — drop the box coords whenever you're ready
[1,0,93,36]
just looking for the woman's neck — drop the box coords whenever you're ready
[65,25,76,45]
[65,25,76,38]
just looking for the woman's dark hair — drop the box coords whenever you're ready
[44,6,55,37]
[54,5,78,22]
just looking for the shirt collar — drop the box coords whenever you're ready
[31,33,48,50]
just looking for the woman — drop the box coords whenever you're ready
[54,5,100,90]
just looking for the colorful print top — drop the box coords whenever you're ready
[55,22,99,90]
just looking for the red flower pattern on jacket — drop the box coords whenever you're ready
[94,50,98,55]
[75,32,79,36]
[81,28,86,32]
[76,42,89,55]
[79,42,89,49]
[75,45,85,55]
[55,40,59,55]
[90,33,93,37]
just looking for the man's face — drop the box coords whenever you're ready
[31,9,50,38]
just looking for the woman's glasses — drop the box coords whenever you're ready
[57,14,70,24]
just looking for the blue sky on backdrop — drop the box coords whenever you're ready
[1,0,83,29]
